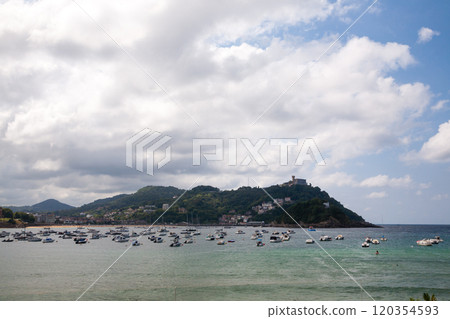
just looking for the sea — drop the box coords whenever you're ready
[0,224,448,301]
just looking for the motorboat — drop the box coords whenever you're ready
[434,236,443,242]
[365,237,372,243]
[217,240,226,245]
[282,234,290,241]
[235,229,245,235]
[287,229,296,234]
[148,235,156,241]
[335,234,344,240]
[90,234,100,240]
[42,237,54,243]
[272,231,280,235]
[184,238,194,244]
[308,226,316,231]
[113,235,129,243]
[429,238,440,244]
[380,236,387,241]
[28,237,42,242]
[319,235,332,241]
[372,239,380,245]
[416,239,432,246]
[362,242,370,248]
[305,239,315,244]
[168,232,178,237]
[158,232,167,236]
[270,235,282,243]
[170,237,182,247]
[0,231,11,238]
[154,237,163,243]
[158,227,168,233]
[215,233,224,240]
[261,229,269,233]
[227,240,235,243]
[2,238,14,242]
[192,231,201,236]
[256,239,265,247]
[132,240,141,246]
[205,234,215,241]
[75,238,88,244]
[250,233,259,240]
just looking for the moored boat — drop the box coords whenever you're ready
[416,239,432,246]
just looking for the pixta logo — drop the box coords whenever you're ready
[126,129,172,175]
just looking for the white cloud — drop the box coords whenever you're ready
[431,99,448,111]
[366,191,387,199]
[360,174,412,188]
[413,120,450,163]
[432,194,448,201]
[417,27,440,43]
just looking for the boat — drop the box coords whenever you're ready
[132,240,141,246]
[90,234,100,240]
[269,235,282,243]
[42,237,54,243]
[434,236,443,242]
[184,238,194,244]
[148,235,156,241]
[235,229,245,235]
[227,240,235,243]
[272,231,280,235]
[319,235,332,241]
[380,235,387,241]
[282,234,290,241]
[205,234,215,241]
[113,235,129,243]
[217,240,226,245]
[261,229,269,233]
[372,239,380,245]
[365,237,372,243]
[75,238,88,244]
[154,237,163,243]
[192,231,201,236]
[250,233,259,240]
[2,238,14,242]
[308,226,316,231]
[287,229,296,234]
[416,239,432,246]
[305,239,315,244]
[362,242,370,248]
[158,227,168,233]
[0,231,11,238]
[256,239,265,247]
[27,237,42,242]
[170,237,182,247]
[215,233,225,240]
[335,234,344,240]
[168,232,178,237]
[158,232,167,236]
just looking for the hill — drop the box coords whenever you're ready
[6,199,74,213]
[62,182,376,227]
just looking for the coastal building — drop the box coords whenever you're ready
[162,204,169,210]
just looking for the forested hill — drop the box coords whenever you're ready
[58,183,377,227]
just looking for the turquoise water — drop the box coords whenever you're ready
[0,225,448,301]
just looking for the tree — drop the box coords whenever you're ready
[2,208,14,219]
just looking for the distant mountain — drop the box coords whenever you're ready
[6,199,74,213]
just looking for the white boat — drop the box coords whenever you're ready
[132,240,141,246]
[270,235,282,243]
[380,236,387,241]
[184,238,194,244]
[114,236,129,243]
[319,235,332,241]
[335,234,344,240]
[235,229,245,234]
[282,234,290,241]
[192,231,201,236]
[168,232,178,237]
[158,227,169,233]
[75,238,88,244]
[416,239,432,246]
[170,238,182,247]
[27,237,42,242]
[362,242,370,248]
[158,232,167,236]
[250,233,259,240]
[305,239,315,244]
[42,237,54,243]
[287,229,296,234]
[2,237,14,242]
[434,236,443,242]
[217,240,226,245]
[372,239,380,245]
[154,237,163,243]
[205,234,215,241]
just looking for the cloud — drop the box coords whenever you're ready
[431,99,448,111]
[360,174,412,188]
[417,27,440,43]
[0,0,435,206]
[366,191,387,199]
[431,194,448,201]
[407,120,450,163]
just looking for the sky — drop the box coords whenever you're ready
[0,0,449,224]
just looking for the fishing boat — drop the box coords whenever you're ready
[42,237,54,243]
[416,239,432,246]
[269,235,282,243]
[335,234,344,240]
[75,238,88,244]
[305,239,315,244]
[132,240,141,246]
